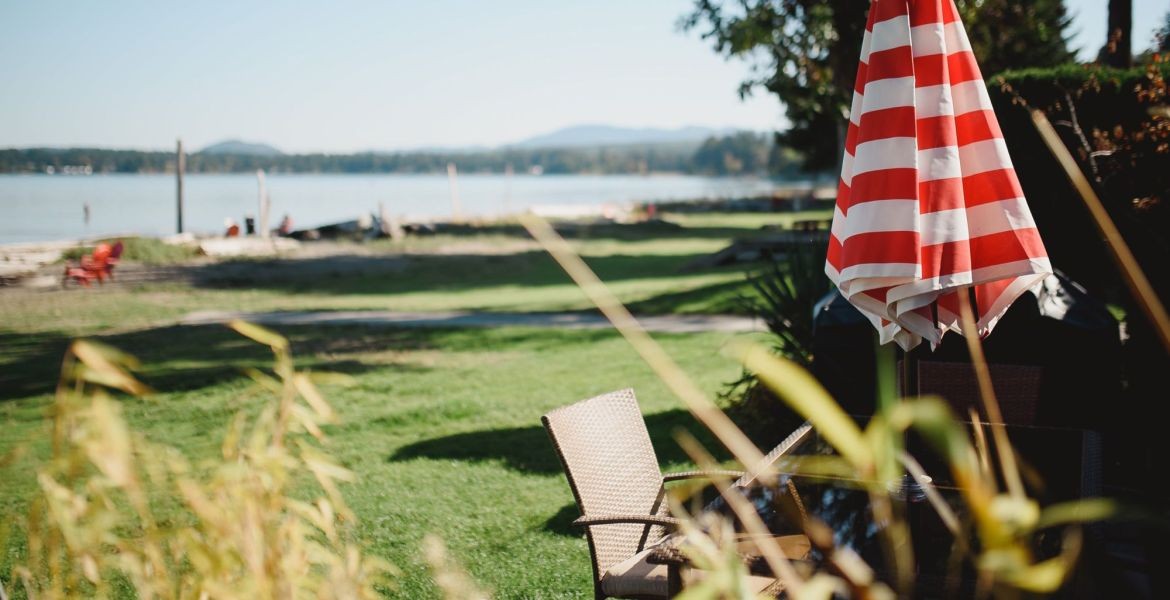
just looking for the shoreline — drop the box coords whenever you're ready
[0,192,835,284]
[0,187,836,247]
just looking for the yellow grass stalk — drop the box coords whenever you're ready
[11,326,392,599]
[956,293,1025,499]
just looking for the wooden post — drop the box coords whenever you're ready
[257,169,270,238]
[176,139,185,234]
[447,162,463,222]
[504,162,513,216]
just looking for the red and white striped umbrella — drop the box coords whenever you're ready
[826,0,1052,350]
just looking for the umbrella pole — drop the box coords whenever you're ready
[875,331,898,412]
[901,348,917,398]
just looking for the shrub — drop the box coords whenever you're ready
[988,60,1170,297]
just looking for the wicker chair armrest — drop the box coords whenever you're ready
[572,514,681,528]
[662,470,745,483]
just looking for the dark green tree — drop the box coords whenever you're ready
[692,131,774,175]
[956,0,1075,75]
[1160,11,1170,52]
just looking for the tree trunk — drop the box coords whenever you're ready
[1104,0,1132,68]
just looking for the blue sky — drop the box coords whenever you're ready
[0,0,1164,153]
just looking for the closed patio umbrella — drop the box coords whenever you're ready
[826,0,1052,350]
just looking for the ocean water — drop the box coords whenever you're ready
[0,173,798,244]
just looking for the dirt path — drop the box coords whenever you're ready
[181,309,764,334]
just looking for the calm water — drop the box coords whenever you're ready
[0,173,795,244]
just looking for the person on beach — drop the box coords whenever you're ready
[278,214,293,236]
[224,218,240,237]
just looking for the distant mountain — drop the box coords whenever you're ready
[508,125,736,149]
[199,139,283,156]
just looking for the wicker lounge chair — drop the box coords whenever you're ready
[542,389,779,599]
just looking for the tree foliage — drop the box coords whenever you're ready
[1157,10,1170,53]
[682,0,1075,172]
[956,0,1075,75]
[681,0,865,173]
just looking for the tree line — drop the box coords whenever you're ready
[0,133,800,177]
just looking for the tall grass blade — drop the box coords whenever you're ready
[1035,498,1120,530]
[956,292,1024,499]
[227,320,290,352]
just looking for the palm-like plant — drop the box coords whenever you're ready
[723,239,833,446]
[741,241,832,367]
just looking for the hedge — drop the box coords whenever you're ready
[986,62,1170,297]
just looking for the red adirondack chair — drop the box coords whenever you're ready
[63,241,118,287]
[104,241,124,280]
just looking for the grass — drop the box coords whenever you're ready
[0,210,820,598]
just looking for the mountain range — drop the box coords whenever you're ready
[199,140,284,156]
[198,125,745,156]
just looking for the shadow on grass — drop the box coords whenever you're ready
[186,216,778,296]
[190,252,722,295]
[623,278,749,315]
[389,408,724,475]
[0,324,437,402]
[543,503,581,537]
[389,407,726,538]
[380,220,770,242]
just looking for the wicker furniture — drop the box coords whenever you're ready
[542,389,775,599]
[902,360,1044,425]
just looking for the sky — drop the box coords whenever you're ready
[0,0,1165,153]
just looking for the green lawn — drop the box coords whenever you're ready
[0,211,814,598]
[0,325,746,598]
